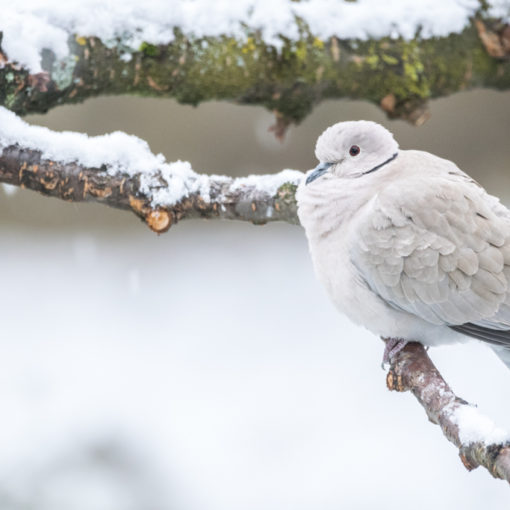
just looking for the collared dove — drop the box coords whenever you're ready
[296,120,510,368]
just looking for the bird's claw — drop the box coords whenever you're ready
[381,337,408,368]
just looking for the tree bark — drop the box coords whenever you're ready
[0,144,301,233]
[386,341,510,484]
[1,17,510,128]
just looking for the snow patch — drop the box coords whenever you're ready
[0,108,162,174]
[488,0,510,19]
[0,107,203,206]
[0,107,302,206]
[231,169,303,196]
[449,405,510,445]
[1,183,18,196]
[0,0,502,73]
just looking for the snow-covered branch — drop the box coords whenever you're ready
[0,108,302,231]
[1,2,510,126]
[386,342,510,483]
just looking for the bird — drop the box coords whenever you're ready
[296,120,510,369]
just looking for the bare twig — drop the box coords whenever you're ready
[386,341,510,483]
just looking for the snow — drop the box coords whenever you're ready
[0,108,167,175]
[0,107,302,206]
[449,404,510,445]
[230,169,302,196]
[1,183,18,196]
[487,0,510,18]
[0,0,506,73]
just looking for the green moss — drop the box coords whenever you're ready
[295,41,308,62]
[2,19,510,124]
[365,54,380,68]
[276,182,298,203]
[140,42,159,57]
[381,54,399,65]
[4,93,16,109]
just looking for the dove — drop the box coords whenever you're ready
[296,120,510,368]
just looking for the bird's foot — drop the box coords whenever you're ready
[381,337,408,368]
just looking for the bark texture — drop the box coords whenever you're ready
[1,17,510,128]
[0,145,300,232]
[386,341,510,483]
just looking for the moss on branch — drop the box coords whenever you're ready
[1,17,510,125]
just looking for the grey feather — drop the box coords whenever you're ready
[450,323,510,354]
[351,164,510,347]
[492,345,510,369]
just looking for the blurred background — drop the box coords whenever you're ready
[0,91,509,509]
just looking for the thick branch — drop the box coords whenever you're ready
[386,342,510,483]
[1,17,510,127]
[0,144,301,232]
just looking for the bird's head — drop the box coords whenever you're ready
[306,120,399,184]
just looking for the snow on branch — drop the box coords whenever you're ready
[1,0,498,74]
[386,341,510,483]
[0,107,302,232]
[2,1,510,126]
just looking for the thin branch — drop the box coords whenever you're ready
[386,341,510,483]
[0,144,301,232]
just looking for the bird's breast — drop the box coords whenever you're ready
[298,181,416,335]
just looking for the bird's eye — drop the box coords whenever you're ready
[349,145,360,156]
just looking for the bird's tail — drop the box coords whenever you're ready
[490,345,510,370]
[449,323,510,370]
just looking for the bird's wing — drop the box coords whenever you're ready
[351,166,510,343]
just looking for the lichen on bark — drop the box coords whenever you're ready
[1,16,510,125]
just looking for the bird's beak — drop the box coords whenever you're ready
[306,162,333,185]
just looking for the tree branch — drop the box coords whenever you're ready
[386,341,510,483]
[0,144,301,232]
[1,15,510,128]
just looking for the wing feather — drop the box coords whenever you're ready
[351,169,510,347]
